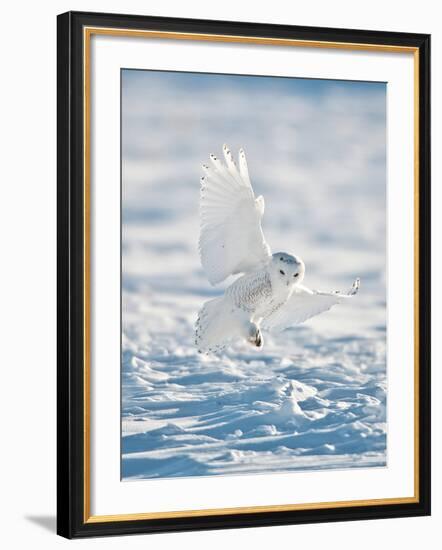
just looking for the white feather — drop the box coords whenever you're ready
[199,145,271,285]
[195,295,250,353]
[263,279,360,332]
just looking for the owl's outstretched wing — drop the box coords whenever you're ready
[199,145,272,285]
[263,278,360,333]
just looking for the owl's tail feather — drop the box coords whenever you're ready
[195,296,240,354]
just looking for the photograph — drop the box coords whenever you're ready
[121,69,387,481]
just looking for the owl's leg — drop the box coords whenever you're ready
[247,322,263,348]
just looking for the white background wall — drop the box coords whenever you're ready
[0,0,439,547]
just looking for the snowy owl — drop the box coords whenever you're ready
[195,145,360,353]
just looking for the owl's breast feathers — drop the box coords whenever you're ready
[226,269,287,321]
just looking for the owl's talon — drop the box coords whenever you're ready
[247,326,263,348]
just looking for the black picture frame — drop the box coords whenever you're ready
[57,10,431,539]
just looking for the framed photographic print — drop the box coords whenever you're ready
[57,11,431,538]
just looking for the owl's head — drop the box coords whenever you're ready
[271,252,305,286]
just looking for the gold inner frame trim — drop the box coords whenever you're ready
[85,26,419,53]
[83,26,420,524]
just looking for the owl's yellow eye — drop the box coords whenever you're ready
[279,269,285,275]
[294,273,299,278]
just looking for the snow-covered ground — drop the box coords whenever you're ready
[121,70,387,480]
